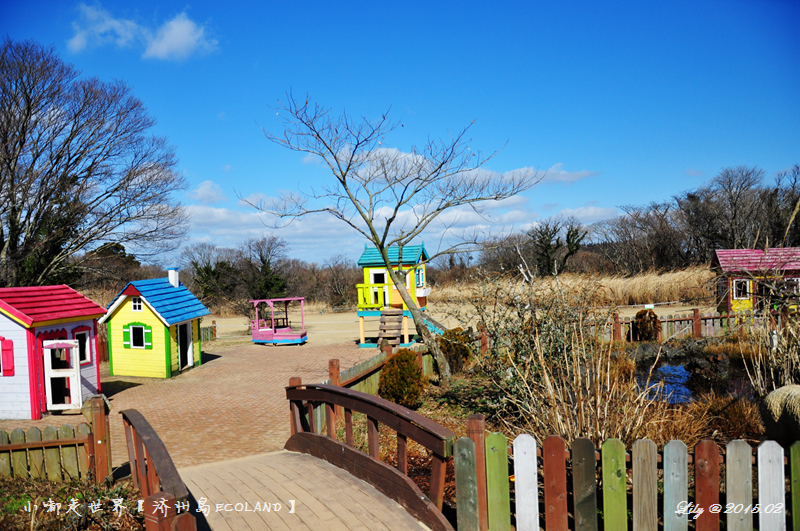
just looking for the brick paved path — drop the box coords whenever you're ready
[0,338,380,469]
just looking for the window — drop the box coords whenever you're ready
[131,297,142,311]
[790,278,800,294]
[0,337,13,377]
[733,279,750,300]
[416,268,425,288]
[72,326,92,364]
[371,271,386,284]
[123,322,152,349]
[131,326,145,348]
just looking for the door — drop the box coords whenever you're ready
[178,323,193,370]
[42,340,82,411]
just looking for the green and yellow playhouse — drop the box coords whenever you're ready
[99,268,210,378]
[356,243,431,347]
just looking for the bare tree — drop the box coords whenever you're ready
[0,39,188,286]
[247,94,542,385]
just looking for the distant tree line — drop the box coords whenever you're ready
[178,235,362,314]
[433,165,800,280]
[593,165,800,274]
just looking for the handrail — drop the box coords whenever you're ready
[287,383,453,457]
[286,380,455,529]
[119,409,189,502]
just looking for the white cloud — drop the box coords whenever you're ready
[187,180,227,204]
[143,13,218,60]
[543,163,599,183]
[557,206,619,224]
[67,4,139,52]
[686,169,704,177]
[67,3,217,61]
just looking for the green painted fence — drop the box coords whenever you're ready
[455,432,797,531]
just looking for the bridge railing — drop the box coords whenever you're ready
[286,380,455,510]
[120,409,196,531]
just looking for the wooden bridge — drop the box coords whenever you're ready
[123,380,456,531]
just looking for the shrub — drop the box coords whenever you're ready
[378,348,425,408]
[632,309,661,341]
[439,327,473,374]
[450,274,670,447]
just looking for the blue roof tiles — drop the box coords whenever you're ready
[357,243,429,267]
[109,278,209,325]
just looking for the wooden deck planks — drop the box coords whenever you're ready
[250,454,383,531]
[179,451,430,531]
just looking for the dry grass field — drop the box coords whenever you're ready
[429,265,716,308]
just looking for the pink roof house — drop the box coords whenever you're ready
[711,248,800,314]
[0,286,106,420]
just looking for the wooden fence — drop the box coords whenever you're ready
[312,344,435,433]
[604,309,779,342]
[454,415,797,531]
[0,396,111,483]
[200,320,217,342]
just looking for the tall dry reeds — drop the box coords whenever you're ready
[745,316,800,399]
[458,274,673,448]
[430,266,715,308]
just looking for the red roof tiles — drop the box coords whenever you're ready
[713,248,800,273]
[0,285,106,327]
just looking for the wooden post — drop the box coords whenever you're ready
[613,312,621,341]
[381,341,392,358]
[359,315,365,345]
[289,377,302,435]
[328,359,342,419]
[430,453,447,511]
[479,329,488,355]
[403,315,409,344]
[367,416,379,458]
[693,309,702,338]
[211,320,217,339]
[144,491,177,531]
[467,414,489,531]
[90,396,109,483]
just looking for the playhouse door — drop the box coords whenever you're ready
[42,340,82,411]
[178,323,193,370]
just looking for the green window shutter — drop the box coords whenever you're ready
[144,325,153,350]
[122,325,131,348]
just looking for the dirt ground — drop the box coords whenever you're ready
[209,306,464,345]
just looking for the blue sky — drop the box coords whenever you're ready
[3,1,799,264]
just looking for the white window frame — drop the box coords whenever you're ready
[370,270,387,285]
[131,297,143,312]
[791,278,800,294]
[131,326,146,349]
[733,279,750,300]
[74,331,90,364]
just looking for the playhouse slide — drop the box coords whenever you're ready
[420,311,447,335]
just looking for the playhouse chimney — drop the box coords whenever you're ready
[168,268,180,288]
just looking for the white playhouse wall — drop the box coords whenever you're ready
[0,317,100,420]
[0,315,31,419]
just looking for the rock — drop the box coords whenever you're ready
[761,385,800,446]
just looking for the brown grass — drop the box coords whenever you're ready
[430,266,715,307]
[702,336,759,361]
[653,391,763,448]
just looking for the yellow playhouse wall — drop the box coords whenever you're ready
[108,297,168,378]
[363,265,422,304]
[729,278,754,313]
